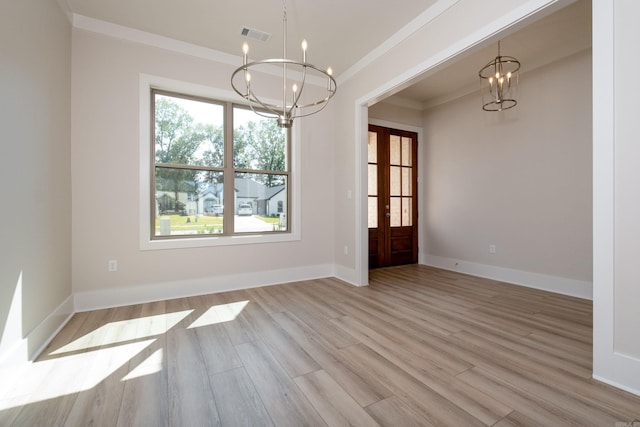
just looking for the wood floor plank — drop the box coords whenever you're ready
[117,301,168,427]
[235,340,327,427]
[340,344,487,427]
[64,304,146,426]
[365,396,434,427]
[186,295,243,375]
[333,316,511,425]
[10,305,134,427]
[274,291,359,349]
[294,369,380,426]
[333,299,472,376]
[231,291,320,377]
[458,366,609,426]
[165,298,220,426]
[209,367,274,426]
[271,311,393,407]
[205,291,261,345]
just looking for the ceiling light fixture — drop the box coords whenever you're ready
[231,0,337,128]
[478,41,520,111]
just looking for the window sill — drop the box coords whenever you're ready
[140,231,300,251]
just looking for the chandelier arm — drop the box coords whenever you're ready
[246,88,286,118]
[288,97,333,119]
[231,60,337,110]
[289,65,308,114]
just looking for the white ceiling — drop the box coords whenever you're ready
[62,0,591,108]
[64,0,438,77]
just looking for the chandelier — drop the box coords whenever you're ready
[231,1,337,128]
[478,41,520,111]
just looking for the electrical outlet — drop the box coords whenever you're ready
[489,244,496,254]
[344,245,349,255]
[108,260,118,272]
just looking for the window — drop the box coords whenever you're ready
[151,89,289,240]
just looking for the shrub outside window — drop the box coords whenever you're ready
[152,89,289,239]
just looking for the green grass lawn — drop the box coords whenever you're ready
[256,215,281,225]
[155,214,280,234]
[155,214,223,234]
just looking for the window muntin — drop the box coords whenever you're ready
[152,90,290,239]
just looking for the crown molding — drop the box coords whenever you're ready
[72,14,239,66]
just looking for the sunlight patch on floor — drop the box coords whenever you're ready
[50,310,193,355]
[188,301,249,328]
[0,339,154,411]
[121,348,163,381]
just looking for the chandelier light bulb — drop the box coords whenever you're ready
[231,1,337,127]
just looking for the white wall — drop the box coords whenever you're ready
[593,0,640,394]
[421,49,592,298]
[0,0,73,364]
[71,29,335,309]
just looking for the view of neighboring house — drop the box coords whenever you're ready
[156,177,286,216]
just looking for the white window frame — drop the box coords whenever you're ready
[139,74,301,250]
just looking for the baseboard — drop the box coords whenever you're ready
[593,374,640,398]
[0,295,74,366]
[334,264,366,287]
[422,254,592,300]
[593,349,640,398]
[74,263,335,312]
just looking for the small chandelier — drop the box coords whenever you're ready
[478,41,520,111]
[231,0,337,128]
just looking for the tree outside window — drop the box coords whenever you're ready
[152,90,289,238]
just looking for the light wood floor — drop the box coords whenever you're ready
[1,265,639,426]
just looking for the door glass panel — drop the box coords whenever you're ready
[390,135,401,165]
[402,167,411,196]
[402,197,412,226]
[368,132,377,163]
[390,197,401,227]
[368,164,378,196]
[368,197,378,228]
[390,166,401,196]
[401,137,412,166]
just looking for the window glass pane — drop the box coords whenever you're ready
[234,173,287,233]
[390,166,401,196]
[402,167,411,196]
[390,135,401,165]
[368,132,377,163]
[390,197,401,227]
[151,91,291,241]
[368,197,378,228]
[155,168,223,236]
[401,136,412,166]
[155,94,224,167]
[234,107,287,171]
[368,164,378,196]
[402,197,412,226]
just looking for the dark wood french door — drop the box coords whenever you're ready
[368,125,418,268]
